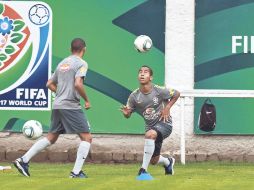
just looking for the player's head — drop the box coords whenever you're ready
[138,65,153,85]
[71,38,86,57]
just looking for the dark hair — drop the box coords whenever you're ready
[139,65,153,76]
[71,38,86,53]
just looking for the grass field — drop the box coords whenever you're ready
[0,162,254,190]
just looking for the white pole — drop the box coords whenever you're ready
[180,97,185,164]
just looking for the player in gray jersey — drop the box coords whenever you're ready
[14,38,92,178]
[121,65,180,180]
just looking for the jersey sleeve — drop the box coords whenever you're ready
[156,85,177,100]
[75,63,88,78]
[126,93,136,111]
[50,71,58,84]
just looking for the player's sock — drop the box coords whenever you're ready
[22,138,51,163]
[72,141,91,174]
[157,155,170,166]
[141,139,155,171]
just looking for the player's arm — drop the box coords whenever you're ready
[46,79,57,93]
[120,95,135,118]
[47,71,58,93]
[160,89,180,122]
[75,76,90,109]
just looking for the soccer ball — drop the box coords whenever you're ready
[22,120,43,140]
[29,4,50,25]
[134,35,153,53]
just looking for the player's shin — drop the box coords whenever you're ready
[141,139,155,171]
[72,141,91,174]
[157,155,170,166]
[22,137,51,163]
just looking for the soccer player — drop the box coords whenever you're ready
[120,65,180,179]
[14,38,92,178]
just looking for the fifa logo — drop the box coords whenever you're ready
[0,2,52,110]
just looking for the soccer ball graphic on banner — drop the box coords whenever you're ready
[22,120,43,140]
[134,35,153,53]
[29,4,50,25]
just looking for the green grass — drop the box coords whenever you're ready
[0,162,254,190]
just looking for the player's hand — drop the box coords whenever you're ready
[120,105,132,117]
[159,108,170,123]
[84,101,91,110]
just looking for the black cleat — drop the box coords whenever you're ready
[13,158,30,177]
[164,157,175,175]
[69,170,88,178]
[137,168,153,180]
[138,168,147,175]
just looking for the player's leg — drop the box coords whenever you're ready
[22,133,59,161]
[137,129,157,177]
[150,131,169,164]
[151,118,175,175]
[150,131,169,166]
[150,120,175,175]
[13,133,59,177]
[70,132,92,178]
[13,110,62,177]
[150,148,174,175]
[59,109,91,178]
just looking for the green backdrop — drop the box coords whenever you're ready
[0,0,165,134]
[195,0,254,134]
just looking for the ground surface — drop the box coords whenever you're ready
[0,162,253,190]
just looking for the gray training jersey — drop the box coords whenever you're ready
[127,84,177,129]
[50,55,88,109]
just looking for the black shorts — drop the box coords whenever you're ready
[146,120,173,157]
[49,109,90,134]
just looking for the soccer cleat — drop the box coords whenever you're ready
[164,157,175,175]
[138,168,146,176]
[13,158,30,177]
[69,170,88,178]
[136,168,154,180]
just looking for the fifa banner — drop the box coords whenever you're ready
[0,2,51,110]
[195,0,254,134]
[0,0,165,134]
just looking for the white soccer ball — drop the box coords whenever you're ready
[22,120,43,140]
[29,4,50,25]
[134,35,153,53]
